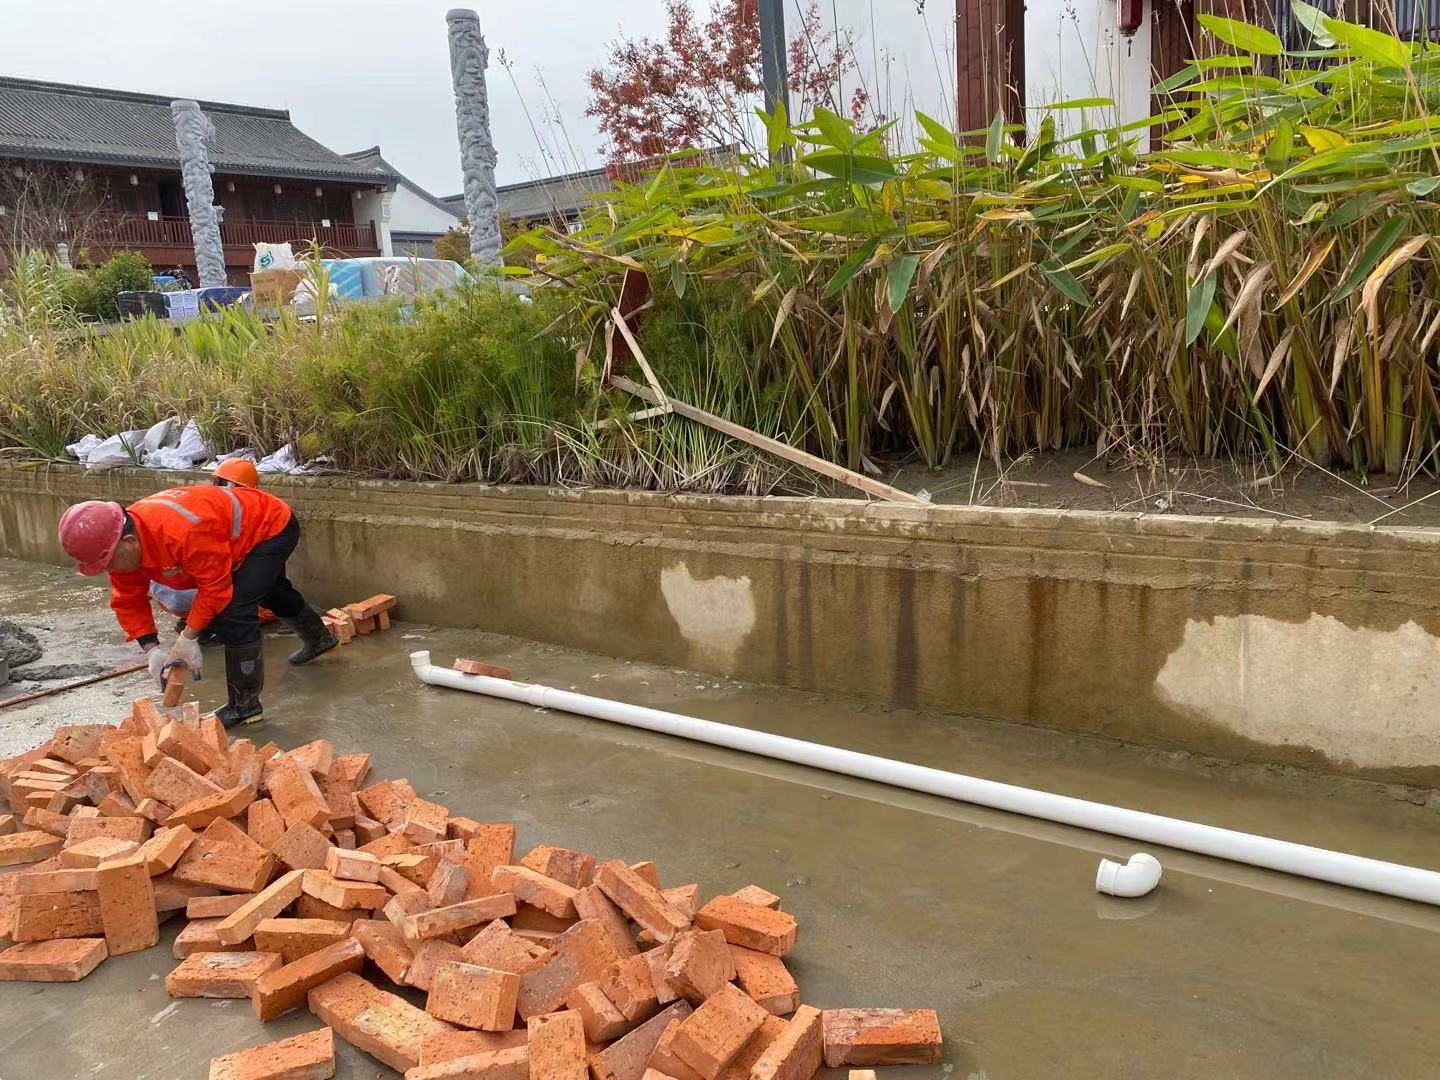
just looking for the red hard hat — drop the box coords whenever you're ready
[213,458,259,488]
[58,500,126,576]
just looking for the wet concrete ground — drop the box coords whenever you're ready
[2,557,1439,1078]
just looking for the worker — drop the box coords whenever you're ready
[212,457,260,489]
[56,485,337,727]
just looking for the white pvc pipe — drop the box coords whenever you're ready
[410,651,1440,908]
[1096,853,1163,897]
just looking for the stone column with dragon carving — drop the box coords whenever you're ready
[170,99,228,288]
[446,8,502,269]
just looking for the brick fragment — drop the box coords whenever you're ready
[135,824,196,874]
[203,816,268,858]
[718,1015,786,1080]
[596,860,690,943]
[403,797,451,845]
[301,868,387,910]
[353,917,415,984]
[630,862,661,888]
[0,814,14,836]
[427,961,521,1030]
[461,825,515,899]
[592,1002,694,1080]
[157,720,228,775]
[602,952,663,1021]
[0,937,107,981]
[694,897,796,957]
[356,777,416,826]
[22,806,70,837]
[268,759,330,830]
[567,980,633,1042]
[65,814,151,848]
[518,846,595,892]
[251,936,365,1020]
[405,939,467,992]
[575,884,640,957]
[453,658,512,678]
[401,893,517,945]
[167,785,255,830]
[670,983,770,1080]
[48,725,108,765]
[295,893,361,924]
[819,1009,942,1067]
[528,1009,586,1080]
[253,917,351,963]
[13,890,104,940]
[330,753,371,788]
[420,1029,529,1067]
[188,893,256,919]
[643,940,679,1004]
[167,950,284,998]
[96,853,158,955]
[97,791,138,817]
[60,836,139,869]
[173,838,274,892]
[326,846,381,882]
[729,947,798,1016]
[153,874,221,912]
[333,829,356,849]
[517,918,621,1019]
[463,919,544,975]
[728,887,780,910]
[493,864,579,918]
[662,885,701,920]
[407,1044,529,1080]
[100,731,151,803]
[359,831,415,859]
[666,929,736,1004]
[174,917,251,958]
[207,1027,335,1080]
[135,798,173,824]
[287,739,334,777]
[246,798,285,849]
[648,1019,705,1080]
[215,868,307,945]
[428,860,471,906]
[270,821,333,870]
[750,1005,822,1080]
[307,971,453,1073]
[146,756,223,808]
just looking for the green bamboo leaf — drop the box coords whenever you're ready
[1041,265,1090,306]
[1408,176,1440,196]
[1044,96,1117,109]
[1290,0,1336,45]
[886,255,921,312]
[800,151,897,186]
[670,260,687,299]
[1197,14,1283,55]
[915,111,958,150]
[986,112,1004,165]
[824,238,881,297]
[1186,271,1218,346]
[809,107,857,151]
[1334,216,1407,299]
[1265,118,1294,174]
[1060,241,1132,272]
[1324,15,1409,66]
[791,208,890,234]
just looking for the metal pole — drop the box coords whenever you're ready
[759,0,792,163]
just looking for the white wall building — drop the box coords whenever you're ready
[345,146,462,259]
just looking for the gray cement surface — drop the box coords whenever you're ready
[1,558,1438,1078]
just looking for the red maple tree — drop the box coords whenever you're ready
[586,0,865,165]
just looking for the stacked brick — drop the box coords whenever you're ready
[322,593,398,645]
[0,690,941,1080]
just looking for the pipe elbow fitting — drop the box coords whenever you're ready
[1096,852,1162,897]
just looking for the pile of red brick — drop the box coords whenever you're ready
[0,696,942,1080]
[323,593,398,645]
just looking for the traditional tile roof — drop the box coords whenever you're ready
[0,76,396,184]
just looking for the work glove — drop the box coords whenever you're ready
[165,633,204,683]
[146,646,168,690]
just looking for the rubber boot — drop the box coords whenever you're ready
[283,606,339,666]
[215,641,265,728]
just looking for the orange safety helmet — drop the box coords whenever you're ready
[213,458,260,488]
[58,500,127,576]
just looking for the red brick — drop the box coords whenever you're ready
[202,816,268,859]
[602,952,662,1021]
[174,917,252,958]
[153,874,221,913]
[694,897,796,958]
[215,868,307,945]
[358,831,415,860]
[463,919,544,975]
[307,971,453,1073]
[267,759,330,830]
[0,937,107,981]
[270,821,332,870]
[528,1009,586,1080]
[188,893,256,919]
[146,756,223,808]
[253,917,351,963]
[167,785,255,830]
[727,887,779,910]
[173,839,274,892]
[647,1019,706,1080]
[428,860,470,906]
[407,1044,529,1079]
[318,779,358,831]
[573,885,638,958]
[96,853,158,955]
[135,824,196,874]
[251,936,365,1020]
[417,839,467,863]
[492,865,579,919]
[301,869,387,911]
[13,868,97,894]
[670,983,770,1080]
[452,658,513,679]
[662,886,700,920]
[355,777,416,826]
[630,862,661,888]
[353,917,415,984]
[59,836,139,869]
[167,950,284,998]
[13,890,104,940]
[65,814,151,848]
[135,798,173,824]
[729,947,797,1016]
[400,893,517,945]
[596,861,690,943]
[717,1015,786,1080]
[750,1005,822,1080]
[246,799,285,849]
[333,829,356,849]
[100,732,151,804]
[330,753,371,788]
[22,807,70,838]
[461,825,515,899]
[96,791,138,818]
[568,980,634,1041]
[403,798,451,845]
[420,1029,529,1067]
[405,939,467,992]
[157,720,228,775]
[325,847,380,882]
[428,961,521,1030]
[517,918,621,1019]
[208,1027,335,1080]
[819,1009,942,1067]
[665,930,736,1004]
[386,852,438,886]
[287,739,334,777]
[591,1002,694,1080]
[294,893,361,924]
[49,725,108,766]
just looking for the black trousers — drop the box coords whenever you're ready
[209,514,306,648]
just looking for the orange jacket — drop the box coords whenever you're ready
[109,485,294,641]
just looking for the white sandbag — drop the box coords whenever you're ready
[253,243,297,272]
[65,434,103,460]
[256,443,299,474]
[83,429,150,467]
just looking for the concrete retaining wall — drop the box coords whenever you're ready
[4,463,1440,783]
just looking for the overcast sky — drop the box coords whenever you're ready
[0,0,953,194]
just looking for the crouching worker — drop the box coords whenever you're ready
[57,484,337,726]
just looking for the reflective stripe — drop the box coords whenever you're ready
[138,497,200,524]
[219,486,242,539]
